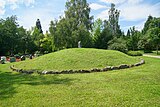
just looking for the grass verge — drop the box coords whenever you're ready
[0,56,160,106]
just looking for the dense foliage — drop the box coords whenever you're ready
[127,51,143,56]
[0,0,160,56]
[0,16,37,55]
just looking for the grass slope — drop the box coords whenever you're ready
[0,57,160,106]
[15,48,139,71]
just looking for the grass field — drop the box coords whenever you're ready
[0,50,160,106]
[14,48,140,71]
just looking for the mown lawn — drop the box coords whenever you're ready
[14,48,140,71]
[0,57,160,107]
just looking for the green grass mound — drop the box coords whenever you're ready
[15,48,140,71]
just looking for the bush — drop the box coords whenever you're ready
[108,43,128,53]
[108,37,128,53]
[144,50,152,53]
[127,51,143,56]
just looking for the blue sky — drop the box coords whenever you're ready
[0,0,160,33]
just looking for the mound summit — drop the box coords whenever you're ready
[15,48,140,71]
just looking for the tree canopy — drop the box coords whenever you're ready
[0,1,160,56]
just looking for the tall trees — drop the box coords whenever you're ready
[91,18,103,47]
[148,27,160,54]
[48,2,123,51]
[31,19,45,52]
[64,0,93,47]
[40,31,53,53]
[93,20,112,49]
[65,0,92,30]
[127,26,141,51]
[0,16,37,55]
[4,16,19,55]
[93,3,121,49]
[48,0,93,50]
[1,2,160,55]
[0,16,19,55]
[142,15,153,34]
[49,20,57,51]
[31,27,42,51]
[17,26,28,54]
[0,19,4,55]
[141,16,160,54]
[108,3,121,37]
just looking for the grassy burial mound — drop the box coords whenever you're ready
[14,48,141,72]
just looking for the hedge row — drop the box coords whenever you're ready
[127,51,143,56]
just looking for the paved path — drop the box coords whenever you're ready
[143,54,160,59]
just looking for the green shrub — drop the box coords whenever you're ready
[108,37,128,53]
[108,43,128,53]
[144,50,152,53]
[127,51,143,56]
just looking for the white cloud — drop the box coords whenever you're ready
[119,2,160,21]
[135,21,145,31]
[4,0,35,10]
[127,0,143,4]
[15,0,66,32]
[0,9,5,15]
[23,0,35,6]
[7,0,35,5]
[0,0,35,14]
[122,21,145,34]
[18,7,62,33]
[10,3,19,10]
[0,0,6,8]
[99,0,143,5]
[7,0,18,3]
[99,0,126,4]
[7,0,19,10]
[94,0,160,33]
[89,3,107,10]
[0,0,6,15]
[0,0,36,16]
[96,9,109,20]
[95,0,160,21]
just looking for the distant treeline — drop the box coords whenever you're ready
[0,0,160,56]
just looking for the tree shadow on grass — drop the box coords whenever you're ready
[0,70,78,100]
